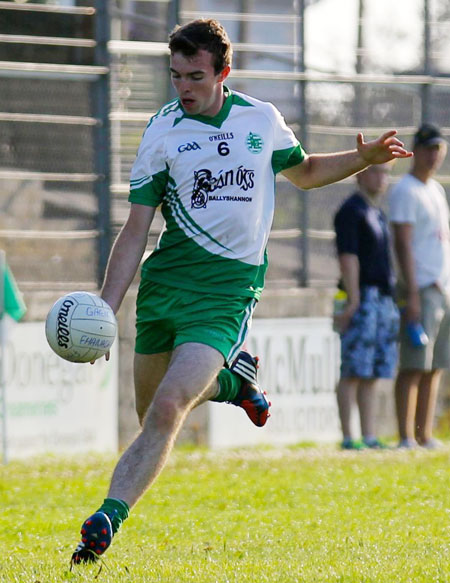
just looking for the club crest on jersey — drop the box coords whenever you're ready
[246,132,264,154]
[178,141,201,153]
[191,166,255,209]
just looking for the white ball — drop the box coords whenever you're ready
[45,291,117,363]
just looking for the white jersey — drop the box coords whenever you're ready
[129,88,305,298]
[389,173,450,291]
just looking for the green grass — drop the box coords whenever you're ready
[1,445,450,582]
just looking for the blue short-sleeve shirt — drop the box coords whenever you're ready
[334,192,395,295]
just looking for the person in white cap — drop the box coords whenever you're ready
[389,123,449,449]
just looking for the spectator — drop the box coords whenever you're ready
[334,164,399,449]
[389,123,449,449]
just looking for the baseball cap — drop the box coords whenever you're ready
[413,123,446,147]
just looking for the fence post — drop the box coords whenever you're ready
[421,0,431,122]
[354,0,365,127]
[0,250,7,464]
[297,0,309,287]
[93,0,112,287]
[166,0,180,101]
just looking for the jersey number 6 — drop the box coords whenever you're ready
[217,142,230,156]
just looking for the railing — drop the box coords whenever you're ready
[1,0,449,291]
[0,0,111,287]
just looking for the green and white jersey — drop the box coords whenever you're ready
[129,87,306,299]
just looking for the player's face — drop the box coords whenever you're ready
[170,49,230,117]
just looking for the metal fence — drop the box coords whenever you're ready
[1,0,449,292]
[0,0,110,290]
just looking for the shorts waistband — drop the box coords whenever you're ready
[360,285,393,297]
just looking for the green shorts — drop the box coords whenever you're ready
[135,279,257,364]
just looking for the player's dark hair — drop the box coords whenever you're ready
[168,19,232,74]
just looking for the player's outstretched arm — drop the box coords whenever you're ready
[282,130,413,190]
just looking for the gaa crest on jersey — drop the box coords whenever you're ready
[246,132,264,154]
[177,141,201,153]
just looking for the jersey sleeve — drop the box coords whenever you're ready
[128,123,169,207]
[388,181,417,224]
[270,105,306,174]
[334,204,359,255]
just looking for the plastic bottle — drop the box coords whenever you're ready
[406,321,429,347]
[397,299,429,347]
[332,290,348,332]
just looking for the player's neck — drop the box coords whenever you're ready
[211,89,226,117]
[201,86,227,118]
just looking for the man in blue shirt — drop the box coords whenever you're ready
[334,163,399,449]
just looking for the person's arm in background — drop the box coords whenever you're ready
[335,253,360,333]
[392,222,421,322]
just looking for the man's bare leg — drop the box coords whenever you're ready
[357,378,377,440]
[415,369,442,444]
[336,377,358,441]
[71,342,224,564]
[108,342,224,506]
[134,351,172,425]
[395,369,421,443]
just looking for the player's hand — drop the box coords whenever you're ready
[357,130,413,165]
[90,351,110,365]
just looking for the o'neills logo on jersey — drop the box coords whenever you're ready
[191,166,254,209]
[56,298,75,347]
[208,132,234,142]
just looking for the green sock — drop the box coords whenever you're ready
[212,369,241,402]
[97,498,130,534]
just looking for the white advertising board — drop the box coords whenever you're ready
[208,318,341,448]
[2,321,118,459]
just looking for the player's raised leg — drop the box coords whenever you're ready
[214,351,271,427]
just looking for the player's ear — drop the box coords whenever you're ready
[217,65,230,83]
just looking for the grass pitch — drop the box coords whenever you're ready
[1,444,450,582]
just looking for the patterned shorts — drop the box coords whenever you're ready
[340,286,400,378]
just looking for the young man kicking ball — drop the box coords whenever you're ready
[71,18,412,563]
